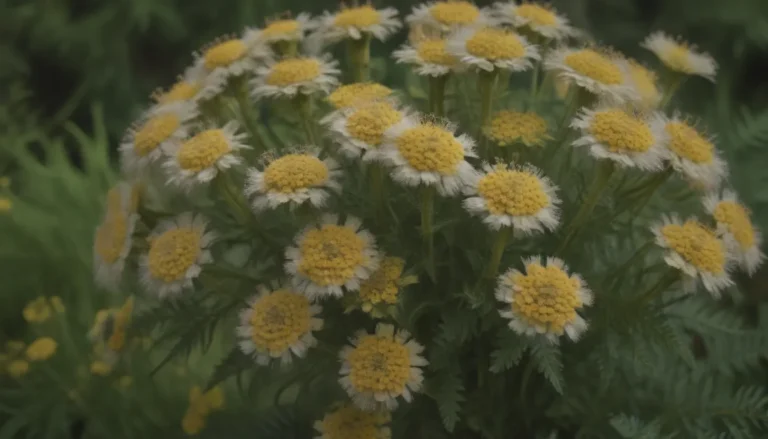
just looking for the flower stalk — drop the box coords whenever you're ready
[347,33,372,83]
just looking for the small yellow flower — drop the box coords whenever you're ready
[494,2,574,41]
[154,79,201,106]
[252,56,340,99]
[407,1,490,31]
[327,83,394,109]
[642,32,717,81]
[7,360,29,378]
[90,360,113,376]
[0,197,11,213]
[50,297,65,313]
[117,376,133,389]
[25,337,57,361]
[496,256,593,342]
[339,323,427,410]
[93,209,136,290]
[182,386,225,435]
[318,4,401,42]
[107,297,134,352]
[545,48,635,103]
[703,190,765,276]
[0,177,10,188]
[662,116,726,188]
[393,37,460,77]
[326,100,405,161]
[358,257,409,313]
[120,107,194,173]
[627,60,661,108]
[315,405,391,439]
[448,27,540,72]
[192,32,270,101]
[250,13,313,44]
[23,297,53,323]
[484,110,551,147]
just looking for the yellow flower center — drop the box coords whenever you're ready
[262,19,300,37]
[133,113,180,157]
[263,154,330,193]
[108,297,133,352]
[665,122,714,164]
[347,335,411,394]
[395,124,465,174]
[7,360,29,378]
[661,221,725,274]
[328,83,393,109]
[714,202,755,248]
[564,50,623,85]
[478,167,550,216]
[249,290,311,355]
[94,212,129,264]
[0,198,11,212]
[516,4,557,26]
[485,110,549,146]
[157,81,200,104]
[430,1,480,26]
[334,5,381,28]
[346,102,403,146]
[23,298,52,324]
[321,406,384,439]
[660,43,694,74]
[416,39,457,66]
[26,337,57,361]
[510,263,582,334]
[589,109,654,153]
[265,58,322,86]
[177,129,231,172]
[359,257,404,306]
[298,225,366,286]
[466,28,525,60]
[147,228,202,282]
[628,61,659,106]
[203,39,248,70]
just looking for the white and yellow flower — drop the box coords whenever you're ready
[150,66,205,112]
[246,13,315,44]
[447,26,539,72]
[251,55,341,99]
[380,116,478,196]
[164,122,250,189]
[483,110,551,147]
[406,1,493,33]
[93,183,139,291]
[192,33,272,100]
[325,82,394,110]
[326,99,406,161]
[285,214,380,300]
[392,37,461,77]
[139,212,216,299]
[571,106,666,170]
[119,104,196,174]
[496,256,592,342]
[315,405,391,439]
[703,190,765,276]
[642,32,717,81]
[317,4,401,43]
[651,215,734,296]
[339,323,427,411]
[627,59,661,109]
[236,284,323,366]
[544,47,636,103]
[464,163,560,233]
[357,256,414,315]
[661,115,727,189]
[493,1,574,41]
[244,149,342,211]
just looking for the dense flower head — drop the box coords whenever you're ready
[407,1,491,32]
[393,37,460,77]
[250,13,314,44]
[315,405,391,439]
[318,5,401,42]
[448,27,540,72]
[661,116,726,188]
[120,105,195,174]
[25,337,58,361]
[23,296,64,323]
[193,32,271,100]
[627,60,661,108]
[326,100,405,161]
[252,55,340,99]
[545,47,636,103]
[493,1,574,41]
[358,257,407,311]
[703,190,765,275]
[642,32,717,81]
[484,110,551,147]
[326,82,393,109]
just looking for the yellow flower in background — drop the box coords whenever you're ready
[90,360,113,376]
[484,110,551,147]
[23,297,53,323]
[0,197,11,213]
[119,105,195,174]
[107,296,134,352]
[703,190,765,275]
[252,56,341,99]
[182,386,225,436]
[447,27,540,72]
[326,100,406,161]
[317,4,402,42]
[407,1,492,32]
[393,37,461,77]
[545,47,636,103]
[494,1,574,41]
[357,256,415,316]
[661,116,727,189]
[627,60,661,108]
[248,13,314,44]
[642,32,717,81]
[7,360,29,378]
[326,82,393,110]
[116,376,133,389]
[315,405,391,439]
[26,337,57,361]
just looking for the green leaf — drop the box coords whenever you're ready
[489,330,530,373]
[206,348,253,391]
[529,340,564,394]
[425,363,465,432]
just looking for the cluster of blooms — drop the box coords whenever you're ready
[0,297,63,378]
[89,1,764,436]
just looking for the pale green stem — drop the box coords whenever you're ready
[347,33,372,83]
[233,79,265,151]
[271,40,298,57]
[215,173,251,224]
[421,185,436,277]
[428,74,449,117]
[370,164,386,221]
[529,62,541,107]
[485,226,512,280]
[294,95,319,145]
[659,73,686,110]
[477,70,498,157]
[636,269,680,305]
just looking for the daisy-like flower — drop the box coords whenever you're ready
[447,27,540,72]
[119,104,196,174]
[286,215,380,300]
[339,323,427,411]
[407,1,493,32]
[484,110,551,147]
[139,212,215,299]
[251,55,340,99]
[23,296,64,323]
[651,215,734,296]
[380,116,478,196]
[326,82,394,109]
[326,99,406,161]
[464,163,560,232]
[627,59,661,109]
[315,405,391,439]
[164,122,250,189]
[236,285,323,366]
[493,1,574,41]
[317,4,401,43]
[496,256,593,342]
[545,47,636,103]
[703,190,765,275]
[247,13,315,45]
[245,149,342,211]
[150,66,205,112]
[571,106,666,170]
[661,115,727,188]
[93,183,139,291]
[181,386,225,436]
[392,37,461,77]
[192,33,271,100]
[357,256,416,315]
[642,32,717,81]
[25,337,58,362]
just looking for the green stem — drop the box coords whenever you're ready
[271,40,298,57]
[659,73,686,110]
[529,62,541,108]
[608,241,654,288]
[556,161,615,254]
[347,33,372,83]
[370,164,387,221]
[421,185,436,278]
[216,173,251,224]
[484,227,511,279]
[477,69,498,157]
[233,80,265,151]
[294,95,319,145]
[636,269,680,305]
[428,74,449,117]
